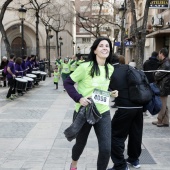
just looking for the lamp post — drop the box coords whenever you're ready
[18,5,27,58]
[46,25,53,77]
[106,27,111,38]
[59,37,63,56]
[77,46,80,54]
[73,41,75,55]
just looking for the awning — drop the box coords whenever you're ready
[146,28,170,38]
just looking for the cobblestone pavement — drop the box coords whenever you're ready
[0,77,170,170]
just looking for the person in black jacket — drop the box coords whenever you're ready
[143,51,159,83]
[152,48,170,127]
[107,55,143,170]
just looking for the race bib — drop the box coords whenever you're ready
[92,89,110,105]
[64,68,69,72]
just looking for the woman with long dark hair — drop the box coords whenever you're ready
[64,37,117,170]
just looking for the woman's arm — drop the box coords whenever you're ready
[64,76,83,102]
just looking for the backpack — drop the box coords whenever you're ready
[127,65,153,105]
[2,66,7,76]
[144,83,162,115]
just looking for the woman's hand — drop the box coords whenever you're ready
[110,90,118,98]
[79,97,91,106]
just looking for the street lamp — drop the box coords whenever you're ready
[46,25,53,77]
[77,46,80,54]
[118,4,125,19]
[106,27,111,37]
[58,36,63,56]
[18,5,27,58]
[73,41,76,55]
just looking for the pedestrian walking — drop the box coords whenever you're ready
[64,37,115,170]
[143,51,159,83]
[108,55,143,170]
[70,55,77,74]
[53,67,60,89]
[61,57,70,91]
[111,54,125,108]
[152,48,170,127]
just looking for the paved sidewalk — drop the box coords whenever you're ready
[0,77,170,170]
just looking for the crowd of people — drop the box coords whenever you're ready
[0,54,41,100]
[59,37,169,170]
[0,37,170,170]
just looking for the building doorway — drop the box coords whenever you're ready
[11,37,27,57]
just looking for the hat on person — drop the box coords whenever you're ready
[2,56,7,60]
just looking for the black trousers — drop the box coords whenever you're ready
[6,78,16,98]
[111,108,143,170]
[72,111,111,170]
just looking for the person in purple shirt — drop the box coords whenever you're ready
[21,55,28,75]
[6,54,16,100]
[15,57,23,77]
[26,56,33,73]
[31,55,39,69]
[15,57,25,96]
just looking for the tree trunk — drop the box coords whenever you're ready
[36,11,40,60]
[0,0,13,58]
[56,31,59,56]
[130,0,151,69]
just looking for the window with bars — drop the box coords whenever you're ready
[82,38,91,43]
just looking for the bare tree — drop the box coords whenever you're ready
[27,0,51,60]
[76,0,119,38]
[129,0,152,69]
[40,1,74,56]
[0,0,13,57]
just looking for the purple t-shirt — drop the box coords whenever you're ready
[15,63,23,77]
[7,61,15,79]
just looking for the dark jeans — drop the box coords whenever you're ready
[6,78,16,98]
[111,108,143,170]
[72,111,111,170]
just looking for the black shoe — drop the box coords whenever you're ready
[107,166,129,170]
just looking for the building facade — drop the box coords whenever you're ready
[75,0,115,58]
[0,0,76,62]
[124,0,170,63]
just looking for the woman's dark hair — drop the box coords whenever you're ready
[15,57,22,65]
[87,37,112,79]
[110,53,119,64]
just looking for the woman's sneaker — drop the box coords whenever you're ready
[126,159,141,169]
[70,163,77,170]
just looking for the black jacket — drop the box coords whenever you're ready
[64,98,101,141]
[154,58,170,96]
[143,56,159,83]
[109,64,141,107]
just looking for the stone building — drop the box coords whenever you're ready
[0,0,76,62]
[124,0,170,63]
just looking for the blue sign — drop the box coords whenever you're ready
[114,42,120,46]
[125,41,133,46]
